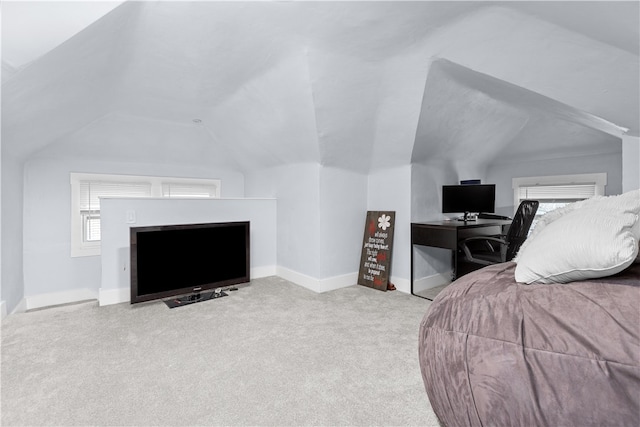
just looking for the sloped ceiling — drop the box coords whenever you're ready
[413,58,625,176]
[2,1,638,174]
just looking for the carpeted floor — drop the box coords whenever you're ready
[1,276,439,426]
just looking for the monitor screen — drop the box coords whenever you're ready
[442,184,495,214]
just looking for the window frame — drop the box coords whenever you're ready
[70,173,221,257]
[512,172,606,216]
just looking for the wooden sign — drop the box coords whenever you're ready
[357,211,395,291]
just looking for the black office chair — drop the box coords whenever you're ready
[459,200,539,266]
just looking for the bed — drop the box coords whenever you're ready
[418,261,640,426]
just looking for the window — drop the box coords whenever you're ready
[70,173,221,257]
[79,180,153,244]
[512,173,606,228]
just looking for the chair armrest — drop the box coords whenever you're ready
[459,237,508,266]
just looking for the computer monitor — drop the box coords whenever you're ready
[442,184,495,221]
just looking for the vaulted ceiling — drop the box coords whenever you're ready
[2,1,638,175]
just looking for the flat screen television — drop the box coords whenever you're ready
[130,221,250,305]
[442,184,495,221]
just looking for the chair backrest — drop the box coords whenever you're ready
[505,200,539,261]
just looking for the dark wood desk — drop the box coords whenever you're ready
[411,219,512,298]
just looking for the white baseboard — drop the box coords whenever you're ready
[25,288,98,311]
[319,272,358,292]
[390,277,410,294]
[99,287,130,306]
[251,265,277,279]
[413,271,452,294]
[0,300,6,320]
[276,267,357,293]
[11,298,27,315]
[276,268,439,295]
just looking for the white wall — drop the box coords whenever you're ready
[247,163,435,295]
[246,164,368,293]
[367,165,413,292]
[0,77,2,318]
[21,156,245,306]
[487,151,623,214]
[1,153,25,314]
[99,198,277,305]
[622,135,640,192]
[318,166,367,279]
[245,163,326,290]
[411,162,460,222]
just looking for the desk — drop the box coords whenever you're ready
[411,219,512,298]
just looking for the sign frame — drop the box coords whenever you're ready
[357,211,395,292]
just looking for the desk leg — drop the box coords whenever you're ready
[410,243,414,296]
[411,243,433,301]
[452,249,457,281]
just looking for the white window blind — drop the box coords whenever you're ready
[517,184,597,202]
[513,174,606,235]
[79,181,152,211]
[84,215,101,242]
[161,183,218,198]
[79,181,152,242]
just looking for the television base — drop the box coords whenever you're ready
[164,290,228,309]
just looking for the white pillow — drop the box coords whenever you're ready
[515,190,640,284]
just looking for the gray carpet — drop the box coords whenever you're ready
[1,276,439,426]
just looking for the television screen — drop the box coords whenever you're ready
[130,221,250,304]
[442,184,495,214]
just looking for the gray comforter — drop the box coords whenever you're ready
[419,261,640,426]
